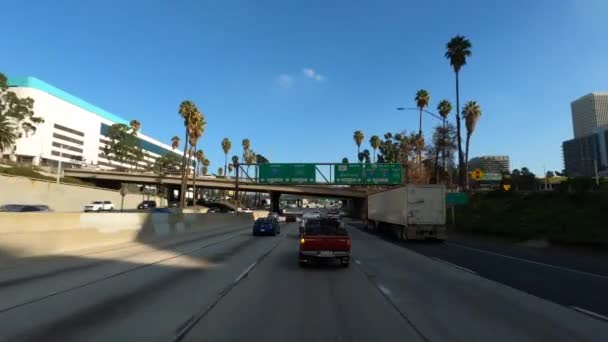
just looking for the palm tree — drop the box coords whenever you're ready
[218,167,224,177]
[228,163,234,177]
[188,111,206,205]
[231,155,239,177]
[341,157,349,164]
[445,35,472,188]
[193,149,205,202]
[0,114,17,152]
[178,100,199,207]
[353,130,364,160]
[202,158,210,175]
[415,89,430,135]
[436,99,452,181]
[171,136,180,150]
[242,138,250,162]
[463,101,482,189]
[129,120,141,134]
[369,135,380,163]
[221,138,231,178]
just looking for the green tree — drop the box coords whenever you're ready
[218,167,224,177]
[171,136,180,150]
[242,138,250,163]
[202,158,210,175]
[228,163,234,177]
[463,101,482,189]
[369,135,380,163]
[221,137,231,177]
[353,130,364,158]
[256,154,270,164]
[231,154,239,177]
[154,153,181,175]
[445,35,472,188]
[178,100,199,207]
[0,113,17,152]
[188,112,206,204]
[546,171,555,178]
[436,99,452,180]
[129,120,141,134]
[102,123,142,169]
[0,72,44,154]
[341,157,349,164]
[415,89,430,135]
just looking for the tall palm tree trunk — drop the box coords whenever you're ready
[455,71,464,189]
[180,130,189,208]
[434,144,440,184]
[224,154,228,179]
[441,118,447,176]
[465,133,471,190]
[192,149,198,207]
[373,149,376,163]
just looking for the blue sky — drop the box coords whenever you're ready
[3,0,608,175]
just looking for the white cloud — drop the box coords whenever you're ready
[276,74,294,88]
[302,68,325,82]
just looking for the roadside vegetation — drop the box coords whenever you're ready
[455,190,608,246]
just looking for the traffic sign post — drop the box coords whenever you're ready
[119,184,128,212]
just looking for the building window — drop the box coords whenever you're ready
[51,150,82,161]
[53,123,85,137]
[53,133,84,146]
[52,142,83,153]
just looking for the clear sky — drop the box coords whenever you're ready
[3,0,608,175]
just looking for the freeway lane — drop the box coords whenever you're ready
[349,221,608,319]
[183,225,608,341]
[1,222,607,341]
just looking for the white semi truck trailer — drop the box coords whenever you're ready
[366,185,447,241]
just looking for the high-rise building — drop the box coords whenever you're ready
[562,127,608,177]
[563,92,608,177]
[2,76,184,170]
[571,92,608,138]
[467,155,510,174]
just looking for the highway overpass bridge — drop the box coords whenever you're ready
[63,169,368,212]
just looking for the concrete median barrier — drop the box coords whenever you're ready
[0,212,255,259]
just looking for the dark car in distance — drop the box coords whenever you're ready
[137,200,157,209]
[253,217,280,236]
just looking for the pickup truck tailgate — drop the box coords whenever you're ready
[301,235,350,252]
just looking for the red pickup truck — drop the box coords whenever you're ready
[299,218,351,267]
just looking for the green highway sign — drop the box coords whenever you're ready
[334,163,402,185]
[446,192,469,205]
[334,164,364,184]
[481,173,502,181]
[364,163,402,185]
[258,163,316,184]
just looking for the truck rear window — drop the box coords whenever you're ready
[304,219,348,236]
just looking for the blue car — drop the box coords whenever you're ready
[253,218,280,236]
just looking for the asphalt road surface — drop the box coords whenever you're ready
[0,222,607,341]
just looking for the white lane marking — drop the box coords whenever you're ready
[354,259,361,265]
[377,284,391,296]
[570,306,608,322]
[234,262,257,283]
[448,242,608,280]
[432,257,477,274]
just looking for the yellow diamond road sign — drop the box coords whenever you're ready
[471,168,484,181]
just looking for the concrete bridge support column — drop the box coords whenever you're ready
[270,191,281,213]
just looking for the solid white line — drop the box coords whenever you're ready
[234,262,257,283]
[432,257,477,274]
[447,242,608,280]
[377,284,391,296]
[570,306,608,321]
